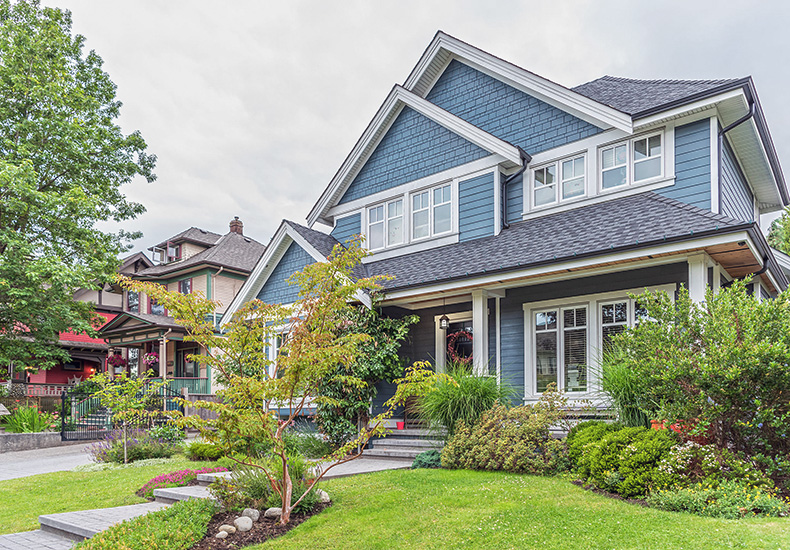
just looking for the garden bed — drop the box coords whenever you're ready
[191,503,330,550]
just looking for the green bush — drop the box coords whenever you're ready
[4,405,56,433]
[647,479,789,519]
[283,422,334,459]
[74,497,218,549]
[441,388,569,475]
[656,441,773,489]
[184,440,224,461]
[148,423,185,443]
[420,364,513,437]
[412,449,442,469]
[565,420,623,469]
[598,346,650,427]
[88,430,178,464]
[577,426,678,497]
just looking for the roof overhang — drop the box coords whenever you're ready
[404,31,633,133]
[307,85,524,227]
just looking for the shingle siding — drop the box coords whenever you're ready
[331,213,362,244]
[426,60,603,155]
[657,119,711,210]
[256,241,315,305]
[506,172,523,223]
[720,138,754,222]
[459,172,495,242]
[338,106,489,204]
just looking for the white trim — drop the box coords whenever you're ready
[307,85,521,227]
[403,33,633,133]
[493,169,501,236]
[472,290,488,376]
[710,116,720,214]
[633,89,745,128]
[434,311,472,372]
[495,296,501,384]
[363,234,458,263]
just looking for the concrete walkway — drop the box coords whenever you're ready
[0,443,93,482]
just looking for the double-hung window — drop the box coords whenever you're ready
[533,155,585,207]
[368,198,404,250]
[533,165,556,206]
[601,133,662,190]
[412,183,452,240]
[127,291,139,313]
[533,306,588,393]
[178,279,192,294]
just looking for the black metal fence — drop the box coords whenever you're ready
[60,383,184,442]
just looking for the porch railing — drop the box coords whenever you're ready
[149,377,210,395]
[25,382,71,397]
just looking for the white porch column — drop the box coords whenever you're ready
[710,262,722,295]
[472,290,488,376]
[687,253,707,302]
[159,336,167,380]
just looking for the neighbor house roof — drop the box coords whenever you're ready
[572,76,746,118]
[151,227,223,250]
[137,231,266,278]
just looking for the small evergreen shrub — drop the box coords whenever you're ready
[577,426,678,497]
[441,388,569,475]
[412,449,442,469]
[184,440,224,461]
[647,480,789,519]
[88,430,178,464]
[565,420,623,469]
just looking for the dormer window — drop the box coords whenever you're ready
[167,244,181,263]
[601,132,663,190]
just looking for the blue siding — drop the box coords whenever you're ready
[488,298,496,376]
[657,119,711,210]
[256,242,315,305]
[459,172,495,242]
[339,106,489,204]
[720,138,754,222]
[506,172,523,223]
[426,60,603,155]
[331,213,362,244]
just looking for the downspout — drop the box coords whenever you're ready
[718,99,755,214]
[502,147,532,230]
[212,266,225,328]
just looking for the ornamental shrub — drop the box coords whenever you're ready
[565,420,623,469]
[3,405,57,433]
[647,479,789,519]
[577,426,678,497]
[88,430,177,464]
[441,386,569,475]
[137,467,228,499]
[184,440,224,461]
[656,441,774,489]
[412,449,442,469]
[148,423,186,443]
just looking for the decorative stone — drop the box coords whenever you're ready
[234,516,253,532]
[215,531,228,539]
[316,489,331,503]
[242,508,261,522]
[219,524,236,534]
[264,507,282,520]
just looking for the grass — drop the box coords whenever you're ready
[250,469,790,550]
[0,457,217,534]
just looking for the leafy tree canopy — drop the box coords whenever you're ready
[0,0,155,370]
[768,206,790,255]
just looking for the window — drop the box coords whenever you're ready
[533,155,585,207]
[534,306,587,393]
[149,286,165,316]
[601,133,662,190]
[561,156,585,199]
[128,348,140,377]
[127,291,139,313]
[534,165,556,206]
[368,199,403,250]
[178,278,192,295]
[601,301,628,347]
[167,244,181,263]
[412,183,452,240]
[534,310,558,392]
[175,343,199,378]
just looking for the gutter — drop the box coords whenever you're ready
[502,147,532,230]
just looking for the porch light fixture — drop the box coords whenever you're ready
[439,297,450,330]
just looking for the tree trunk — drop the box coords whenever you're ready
[123,419,128,464]
[280,454,292,525]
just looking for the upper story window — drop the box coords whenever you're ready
[127,291,139,313]
[178,279,192,294]
[368,199,403,250]
[601,133,662,191]
[533,155,586,207]
[412,183,452,241]
[167,244,181,263]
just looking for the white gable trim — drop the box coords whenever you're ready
[404,32,633,134]
[306,85,522,227]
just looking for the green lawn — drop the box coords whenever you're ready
[253,469,790,550]
[0,458,217,534]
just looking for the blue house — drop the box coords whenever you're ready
[227,32,788,420]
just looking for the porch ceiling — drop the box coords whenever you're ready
[705,242,775,292]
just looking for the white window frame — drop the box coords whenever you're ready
[599,131,664,193]
[531,154,587,209]
[411,182,453,242]
[433,311,473,373]
[367,198,404,251]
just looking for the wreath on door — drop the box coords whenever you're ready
[446,330,473,365]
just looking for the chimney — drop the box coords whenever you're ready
[229,216,243,235]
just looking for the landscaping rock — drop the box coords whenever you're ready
[264,507,282,520]
[316,489,331,503]
[242,507,261,522]
[219,524,236,534]
[215,531,228,539]
[234,516,254,532]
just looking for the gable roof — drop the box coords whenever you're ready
[136,231,266,278]
[99,311,182,334]
[151,227,222,250]
[307,85,525,227]
[365,192,767,292]
[573,75,746,118]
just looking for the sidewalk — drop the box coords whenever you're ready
[0,443,93,482]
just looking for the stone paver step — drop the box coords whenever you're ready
[370,438,442,448]
[153,484,212,504]
[197,470,232,486]
[0,529,74,550]
[39,502,168,541]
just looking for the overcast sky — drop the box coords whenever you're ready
[59,0,790,253]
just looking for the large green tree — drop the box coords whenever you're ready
[0,0,155,370]
[768,206,790,255]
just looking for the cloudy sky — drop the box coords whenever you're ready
[59,0,790,252]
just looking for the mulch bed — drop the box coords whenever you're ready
[570,479,649,507]
[191,503,331,550]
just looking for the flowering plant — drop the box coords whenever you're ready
[137,467,228,499]
[142,352,159,367]
[107,354,127,368]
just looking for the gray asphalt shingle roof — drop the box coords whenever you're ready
[151,227,223,249]
[572,75,744,117]
[286,221,370,281]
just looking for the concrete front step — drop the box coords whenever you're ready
[153,484,212,504]
[381,428,438,438]
[362,447,424,459]
[197,470,232,486]
[39,502,169,541]
[371,438,442,449]
[0,529,75,550]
